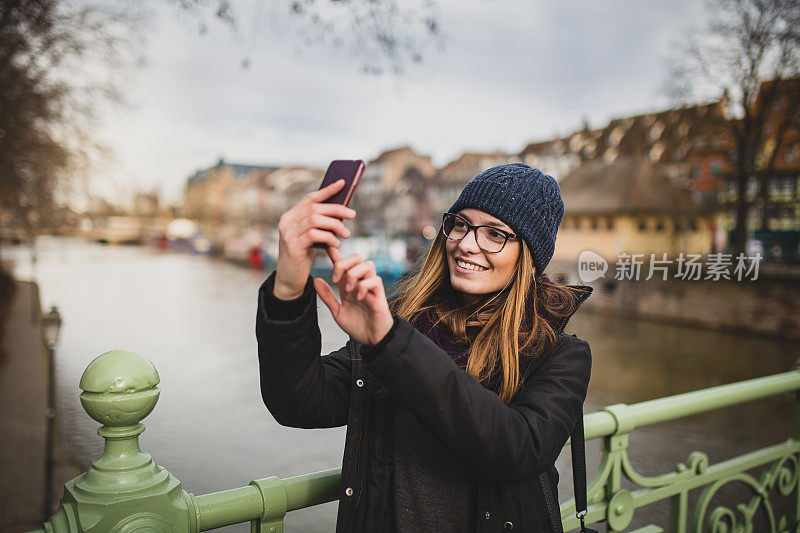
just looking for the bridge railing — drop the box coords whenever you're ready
[31,351,800,532]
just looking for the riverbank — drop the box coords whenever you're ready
[576,275,800,339]
[0,280,82,532]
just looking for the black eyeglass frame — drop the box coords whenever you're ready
[441,212,518,254]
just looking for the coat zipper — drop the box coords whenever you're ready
[352,339,365,511]
[530,337,570,533]
[355,428,364,509]
[539,470,564,533]
[521,357,536,385]
[476,344,558,526]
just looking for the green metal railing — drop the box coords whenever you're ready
[30,350,800,532]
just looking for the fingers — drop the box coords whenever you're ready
[356,276,383,300]
[313,202,357,220]
[304,228,341,249]
[326,245,343,264]
[279,182,355,251]
[304,179,348,205]
[339,260,376,292]
[332,253,363,284]
[304,212,351,239]
[313,278,341,315]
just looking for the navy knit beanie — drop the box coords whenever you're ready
[448,163,564,274]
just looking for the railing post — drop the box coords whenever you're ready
[600,404,636,532]
[35,350,198,532]
[249,477,288,533]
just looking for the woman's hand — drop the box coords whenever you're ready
[273,179,356,300]
[314,247,395,346]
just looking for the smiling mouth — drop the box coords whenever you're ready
[455,259,489,272]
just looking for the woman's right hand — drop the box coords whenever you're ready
[273,179,356,300]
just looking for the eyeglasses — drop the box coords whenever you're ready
[441,212,517,254]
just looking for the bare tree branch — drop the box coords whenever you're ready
[665,0,800,256]
[168,0,445,75]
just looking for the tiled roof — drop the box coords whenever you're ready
[371,145,430,164]
[559,157,704,216]
[187,170,207,184]
[228,163,280,179]
[519,140,557,156]
[436,151,509,184]
[573,101,727,164]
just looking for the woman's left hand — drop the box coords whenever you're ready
[313,247,395,346]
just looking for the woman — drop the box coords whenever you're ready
[256,163,593,532]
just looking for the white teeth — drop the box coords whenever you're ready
[457,260,487,271]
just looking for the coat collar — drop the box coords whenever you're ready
[394,283,594,345]
[549,285,593,335]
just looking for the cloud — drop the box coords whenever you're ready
[92,0,707,203]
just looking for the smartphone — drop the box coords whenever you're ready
[312,159,365,248]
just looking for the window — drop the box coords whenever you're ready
[637,219,648,232]
[688,218,699,231]
[728,182,737,198]
[609,127,624,147]
[711,160,722,176]
[781,208,794,230]
[769,178,781,197]
[606,218,615,230]
[649,143,665,162]
[655,219,666,232]
[591,218,599,231]
[573,218,582,230]
[747,178,758,200]
[786,144,799,163]
[648,121,665,142]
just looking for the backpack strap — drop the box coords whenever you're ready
[539,409,595,533]
[571,413,597,532]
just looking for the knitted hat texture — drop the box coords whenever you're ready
[448,163,564,273]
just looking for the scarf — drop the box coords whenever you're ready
[407,286,563,372]
[409,309,476,368]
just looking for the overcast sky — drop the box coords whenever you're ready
[93,0,710,204]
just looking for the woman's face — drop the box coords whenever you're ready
[445,208,522,306]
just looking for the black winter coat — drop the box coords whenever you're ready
[256,272,593,532]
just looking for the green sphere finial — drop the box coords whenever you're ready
[41,350,195,533]
[79,350,160,427]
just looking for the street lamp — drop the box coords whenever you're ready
[42,305,62,348]
[41,305,61,522]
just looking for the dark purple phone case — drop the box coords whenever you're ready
[312,160,365,249]
[318,160,365,206]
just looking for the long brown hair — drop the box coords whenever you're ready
[389,230,584,404]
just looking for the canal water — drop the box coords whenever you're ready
[4,237,799,532]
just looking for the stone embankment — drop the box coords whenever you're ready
[0,280,82,532]
[576,275,800,339]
